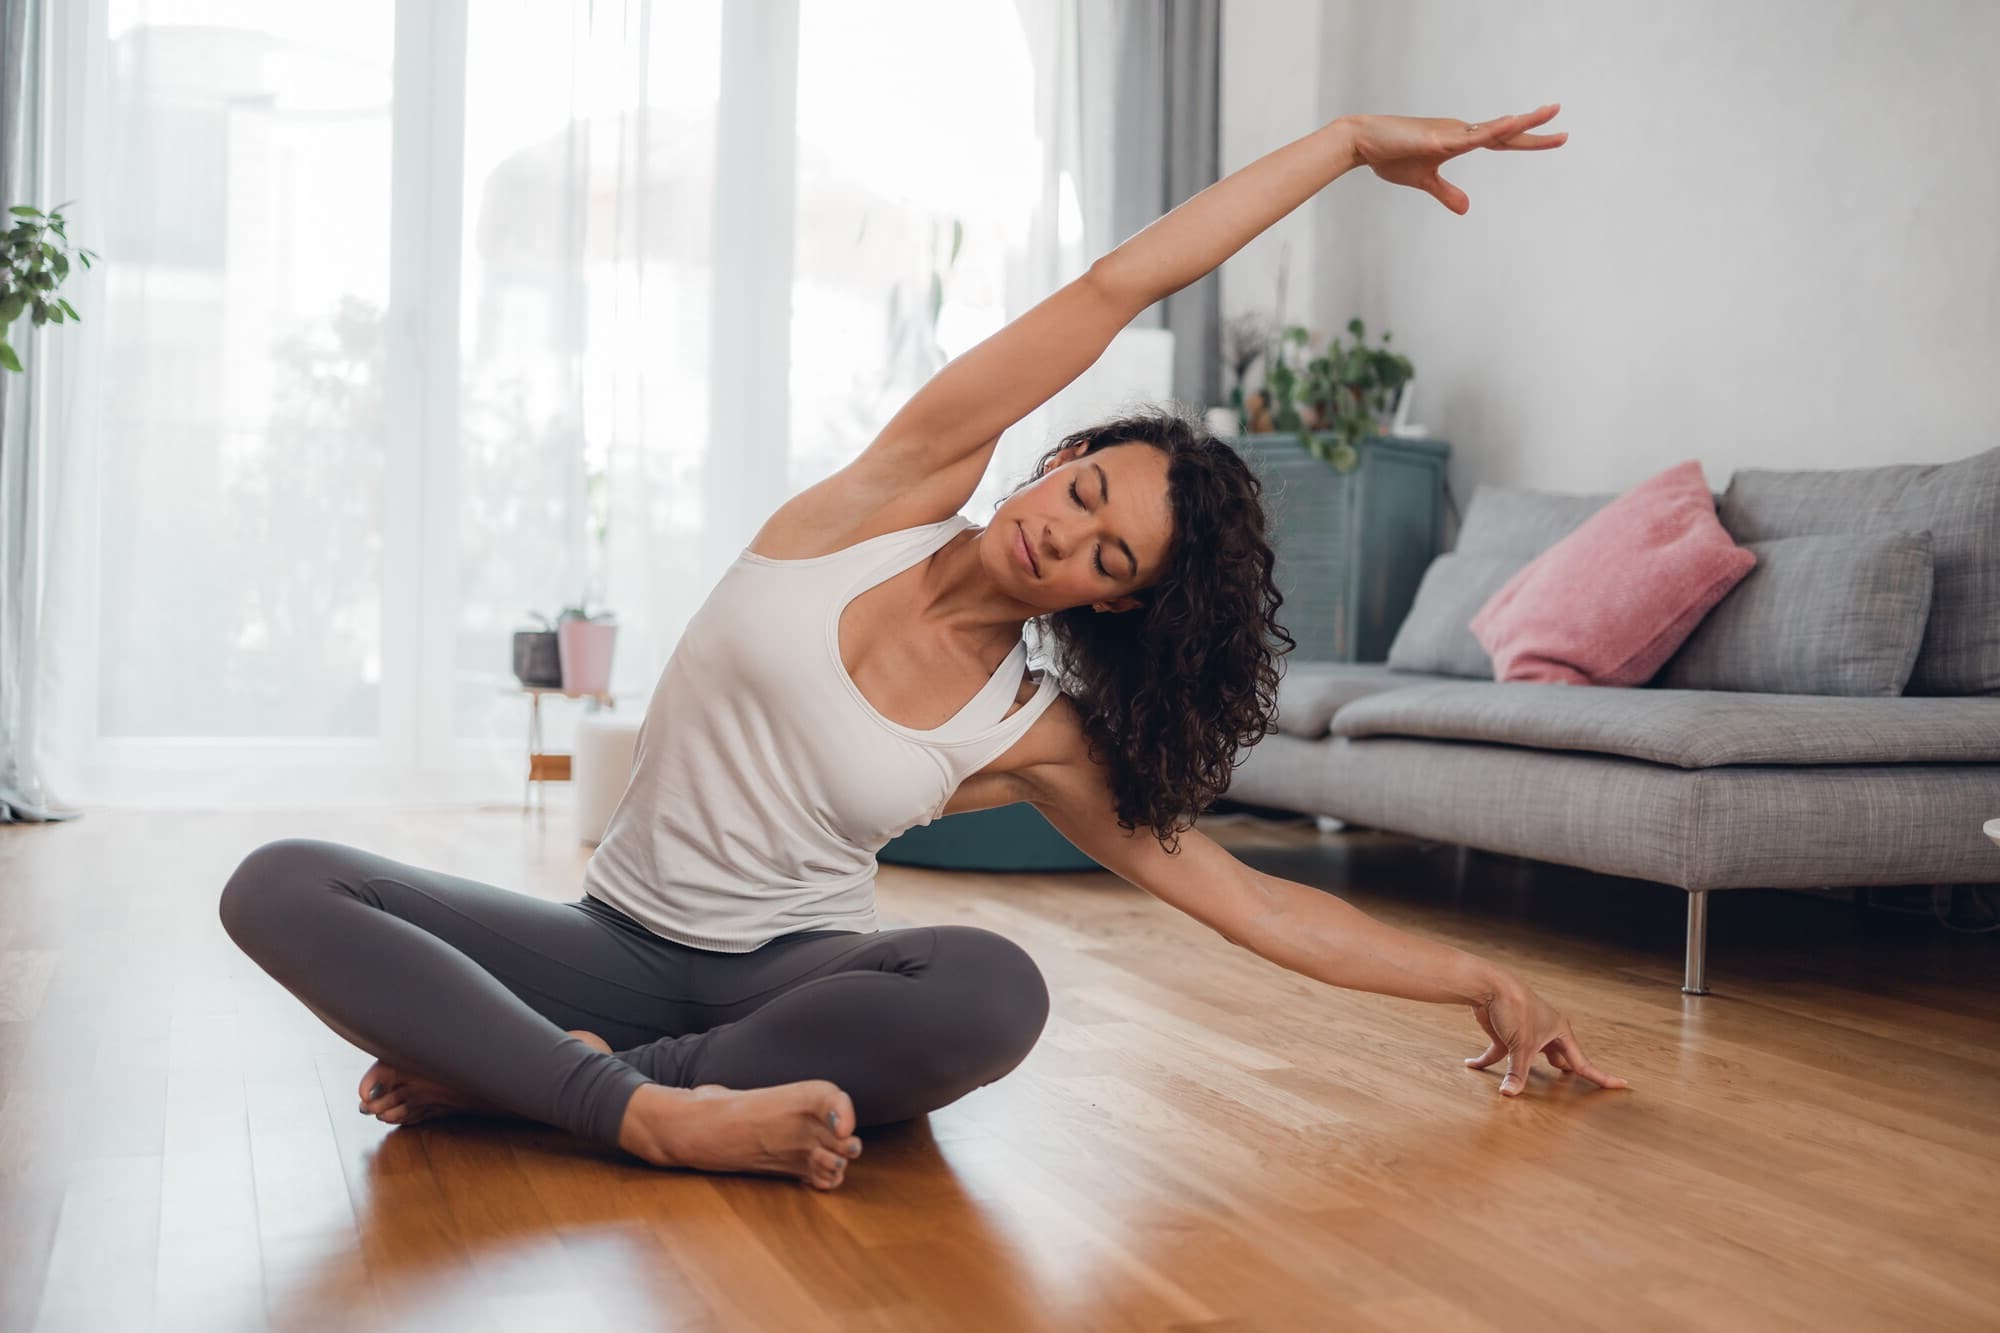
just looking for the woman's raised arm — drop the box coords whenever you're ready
[852,104,1565,518]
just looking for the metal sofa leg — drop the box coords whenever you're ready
[1683,890,1710,995]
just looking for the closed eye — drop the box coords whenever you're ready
[1068,480,1111,578]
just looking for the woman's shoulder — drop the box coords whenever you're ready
[746,463,970,562]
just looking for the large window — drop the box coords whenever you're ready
[59,0,1051,807]
[97,1,396,740]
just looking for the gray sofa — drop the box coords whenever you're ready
[1225,447,2000,993]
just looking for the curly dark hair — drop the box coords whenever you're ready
[1015,405,1294,852]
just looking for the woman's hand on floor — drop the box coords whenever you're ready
[1464,971,1628,1096]
[1343,104,1567,214]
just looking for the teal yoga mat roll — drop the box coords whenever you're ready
[878,803,1100,872]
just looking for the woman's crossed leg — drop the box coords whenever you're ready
[217,838,1047,1186]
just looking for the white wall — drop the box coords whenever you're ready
[1217,0,1323,351]
[1222,0,2000,501]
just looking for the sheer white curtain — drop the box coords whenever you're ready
[38,0,1096,809]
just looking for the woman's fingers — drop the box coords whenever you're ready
[1499,1046,1530,1097]
[1559,1033,1630,1090]
[1465,1037,1507,1069]
[1428,173,1469,215]
[1472,103,1561,136]
[1466,104,1566,151]
[1493,131,1568,151]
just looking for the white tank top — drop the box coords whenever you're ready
[580,514,1063,952]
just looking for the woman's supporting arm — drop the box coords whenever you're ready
[1021,706,1622,1097]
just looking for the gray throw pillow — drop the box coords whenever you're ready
[1385,553,1521,678]
[1453,485,1610,556]
[1387,484,1614,679]
[1655,532,1934,696]
[1717,445,2000,695]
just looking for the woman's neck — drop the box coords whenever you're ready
[915,526,1037,661]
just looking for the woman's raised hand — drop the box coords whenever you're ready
[1464,969,1628,1098]
[1345,103,1567,215]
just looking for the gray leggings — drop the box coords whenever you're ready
[218,838,1049,1150]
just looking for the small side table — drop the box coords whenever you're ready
[511,685,617,813]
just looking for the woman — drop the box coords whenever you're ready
[221,104,1624,1194]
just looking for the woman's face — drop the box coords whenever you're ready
[987,442,1175,614]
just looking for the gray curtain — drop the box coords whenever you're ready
[1106,0,1221,410]
[0,0,70,823]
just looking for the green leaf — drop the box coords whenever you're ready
[7,205,42,218]
[0,292,23,322]
[52,252,67,279]
[57,298,78,321]
[77,252,92,269]
[45,304,63,324]
[0,341,19,372]
[31,298,48,325]
[949,218,964,266]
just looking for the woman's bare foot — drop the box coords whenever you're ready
[618,1081,863,1191]
[357,1029,614,1126]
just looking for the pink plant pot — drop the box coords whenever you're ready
[557,620,618,694]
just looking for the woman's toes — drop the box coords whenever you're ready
[358,1061,398,1103]
[805,1147,847,1190]
[813,1085,856,1140]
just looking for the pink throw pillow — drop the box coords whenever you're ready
[1470,461,1756,686]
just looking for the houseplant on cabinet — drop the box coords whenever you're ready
[1243,317,1415,473]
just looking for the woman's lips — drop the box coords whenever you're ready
[1016,523,1038,576]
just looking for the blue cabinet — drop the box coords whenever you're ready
[1224,434,1450,662]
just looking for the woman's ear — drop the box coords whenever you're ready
[1092,595,1142,614]
[1041,442,1087,476]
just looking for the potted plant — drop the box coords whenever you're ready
[555,602,618,695]
[512,602,618,692]
[1244,317,1415,473]
[512,612,564,687]
[1,202,96,374]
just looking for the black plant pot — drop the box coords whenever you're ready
[512,630,562,687]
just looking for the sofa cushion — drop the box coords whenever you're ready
[1454,485,1610,556]
[1271,662,1455,739]
[1329,681,2000,768]
[1469,462,1756,686]
[1385,554,1515,678]
[1226,732,2000,892]
[1656,532,1934,697]
[1717,445,2000,695]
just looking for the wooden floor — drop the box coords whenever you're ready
[2,806,1997,1333]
